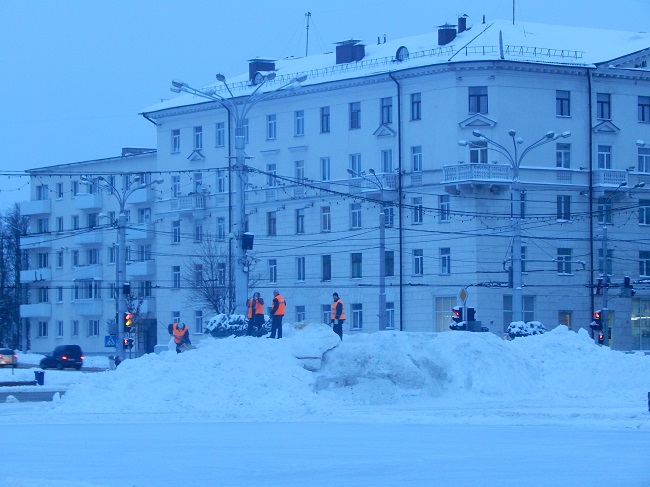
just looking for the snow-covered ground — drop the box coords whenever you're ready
[1,324,649,486]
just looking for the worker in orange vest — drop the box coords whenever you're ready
[269,290,286,339]
[330,292,346,340]
[246,292,265,336]
[168,322,191,353]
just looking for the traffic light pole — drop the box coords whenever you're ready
[601,225,610,347]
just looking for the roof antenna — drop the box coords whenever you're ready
[512,0,515,25]
[305,12,311,56]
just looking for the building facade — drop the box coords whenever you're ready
[20,17,650,354]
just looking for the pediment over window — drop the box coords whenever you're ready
[373,124,397,137]
[459,114,497,129]
[592,120,620,134]
[187,150,206,162]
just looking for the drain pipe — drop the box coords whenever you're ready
[388,72,404,331]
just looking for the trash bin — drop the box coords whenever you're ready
[34,371,45,386]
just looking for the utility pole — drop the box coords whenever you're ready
[601,225,611,347]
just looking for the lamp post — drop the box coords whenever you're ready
[347,168,387,330]
[82,175,163,358]
[171,73,307,315]
[459,129,571,323]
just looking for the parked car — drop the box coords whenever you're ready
[0,348,18,368]
[40,345,84,370]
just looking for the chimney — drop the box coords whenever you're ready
[335,40,365,64]
[458,14,468,34]
[248,58,276,82]
[437,23,457,46]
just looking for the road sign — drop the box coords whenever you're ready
[459,288,468,304]
[105,335,117,347]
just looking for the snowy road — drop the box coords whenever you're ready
[2,416,649,487]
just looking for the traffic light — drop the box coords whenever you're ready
[123,312,133,332]
[597,333,604,345]
[466,307,476,322]
[123,338,133,350]
[452,307,463,323]
[622,276,636,298]
[590,310,603,331]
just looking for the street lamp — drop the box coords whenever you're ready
[81,175,163,358]
[347,167,387,330]
[170,73,307,315]
[459,129,571,323]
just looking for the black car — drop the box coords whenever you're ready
[40,345,84,370]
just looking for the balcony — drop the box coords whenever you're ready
[128,187,158,204]
[20,302,52,318]
[73,299,103,316]
[20,267,52,283]
[347,172,399,199]
[126,222,155,241]
[171,194,205,212]
[74,264,103,280]
[20,233,52,249]
[443,163,511,184]
[20,199,51,216]
[74,230,104,245]
[126,259,155,278]
[74,193,103,210]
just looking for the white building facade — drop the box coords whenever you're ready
[21,17,650,354]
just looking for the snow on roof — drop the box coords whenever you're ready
[143,18,649,115]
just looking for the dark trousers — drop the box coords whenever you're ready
[247,315,263,336]
[270,315,283,338]
[333,320,344,340]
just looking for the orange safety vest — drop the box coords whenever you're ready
[273,294,286,316]
[172,323,187,344]
[247,298,264,318]
[331,298,346,320]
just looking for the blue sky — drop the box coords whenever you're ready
[0,0,648,210]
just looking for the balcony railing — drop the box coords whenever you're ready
[126,222,155,241]
[126,259,155,278]
[74,264,103,280]
[20,233,52,249]
[20,302,52,318]
[74,193,103,210]
[20,199,51,216]
[443,163,511,183]
[20,267,52,283]
[171,194,205,211]
[73,299,103,316]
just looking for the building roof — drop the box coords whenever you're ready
[143,18,650,115]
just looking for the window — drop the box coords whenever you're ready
[72,250,79,266]
[215,122,225,147]
[172,220,181,243]
[557,248,573,274]
[597,145,612,169]
[37,252,48,269]
[320,107,330,133]
[511,192,527,219]
[386,302,395,329]
[266,163,277,187]
[295,160,305,182]
[267,114,277,140]
[72,320,79,336]
[469,140,488,163]
[56,182,63,199]
[412,197,423,224]
[38,286,49,303]
[267,211,277,236]
[349,102,361,129]
[351,203,362,229]
[440,248,451,275]
[172,176,181,197]
[411,146,422,172]
[294,110,305,136]
[38,321,48,338]
[71,180,79,197]
[557,195,571,220]
[108,246,115,264]
[599,249,613,276]
[56,217,63,232]
[138,208,151,224]
[57,286,63,303]
[57,251,63,268]
[194,264,203,286]
[349,153,361,175]
[639,200,650,225]
[269,259,277,283]
[56,320,63,337]
[194,310,203,334]
[172,311,181,325]
[468,86,488,114]
[640,251,650,277]
[503,295,536,327]
[296,305,306,322]
[351,253,362,278]
[383,203,394,227]
[217,217,226,240]
[193,126,203,150]
[138,281,152,297]
[439,195,450,222]
[296,208,305,234]
[410,92,421,121]
[556,90,571,117]
[351,303,363,330]
[639,147,650,173]
[413,249,424,276]
[88,319,100,337]
[380,97,393,124]
[242,118,249,144]
[194,222,203,242]
[297,256,306,282]
[385,250,395,277]
[322,255,331,281]
[217,263,226,287]
[216,171,226,193]
[172,266,181,289]
[597,93,611,120]
[320,157,331,181]
[556,143,571,168]
[639,96,650,123]
[37,218,49,233]
[381,149,393,173]
[172,129,181,153]
[598,197,613,225]
[321,206,331,232]
[87,248,99,265]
